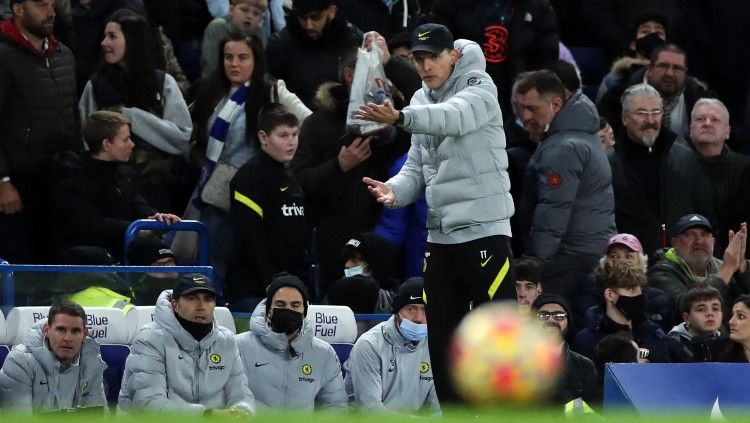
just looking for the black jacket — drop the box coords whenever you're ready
[227,151,311,301]
[0,20,79,177]
[51,151,156,260]
[552,344,599,406]
[338,0,431,40]
[266,14,363,108]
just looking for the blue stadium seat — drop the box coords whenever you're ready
[100,345,130,405]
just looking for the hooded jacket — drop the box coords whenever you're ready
[118,290,255,414]
[236,300,347,410]
[0,320,107,413]
[519,91,616,260]
[389,39,513,244]
[343,315,438,412]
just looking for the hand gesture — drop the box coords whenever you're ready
[362,176,395,205]
[338,136,373,172]
[0,180,23,215]
[364,31,391,64]
[722,227,745,278]
[354,100,399,124]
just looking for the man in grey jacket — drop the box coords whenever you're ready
[236,274,347,410]
[118,273,255,415]
[343,277,439,412]
[515,70,616,306]
[0,300,107,413]
[357,23,514,404]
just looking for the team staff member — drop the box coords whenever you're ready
[357,23,514,403]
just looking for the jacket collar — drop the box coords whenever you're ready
[154,290,218,352]
[0,18,59,57]
[382,315,420,351]
[250,299,313,354]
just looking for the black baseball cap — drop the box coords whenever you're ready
[410,23,454,54]
[173,273,217,298]
[673,214,712,236]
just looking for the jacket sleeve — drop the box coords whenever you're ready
[290,120,350,206]
[121,74,192,155]
[347,338,385,410]
[315,346,348,409]
[0,62,10,174]
[0,349,34,412]
[529,0,560,70]
[79,80,97,146]
[223,341,256,414]
[386,140,425,209]
[402,72,500,137]
[276,79,312,123]
[123,332,205,413]
[81,365,108,409]
[527,143,584,260]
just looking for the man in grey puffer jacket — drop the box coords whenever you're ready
[237,274,347,410]
[0,300,107,413]
[118,274,255,414]
[516,70,616,305]
[357,23,514,404]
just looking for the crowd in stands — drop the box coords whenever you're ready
[2,0,750,414]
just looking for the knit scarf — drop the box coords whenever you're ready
[194,81,250,202]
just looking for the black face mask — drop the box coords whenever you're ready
[616,294,646,323]
[269,308,304,335]
[635,32,666,58]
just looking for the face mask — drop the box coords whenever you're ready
[615,294,645,322]
[344,265,370,278]
[398,315,428,342]
[635,32,666,58]
[269,308,304,335]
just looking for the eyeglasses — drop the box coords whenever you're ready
[537,311,567,321]
[653,62,687,73]
[630,110,663,119]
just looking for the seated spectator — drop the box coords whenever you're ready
[669,285,728,362]
[79,9,192,213]
[649,214,750,316]
[387,31,411,60]
[598,117,615,150]
[530,294,598,408]
[0,300,107,413]
[341,232,400,291]
[127,237,179,305]
[236,274,347,410]
[52,111,179,261]
[720,295,750,362]
[326,274,382,313]
[591,332,642,401]
[226,104,310,310]
[515,257,543,312]
[118,274,255,414]
[573,261,688,363]
[201,0,267,77]
[343,277,439,412]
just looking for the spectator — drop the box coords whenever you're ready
[190,31,309,281]
[598,43,714,137]
[266,0,363,108]
[649,214,750,318]
[201,0,266,77]
[118,274,255,414]
[573,260,689,363]
[236,274,347,410]
[0,0,79,263]
[432,0,559,116]
[607,83,707,256]
[515,70,615,302]
[668,285,728,362]
[343,277,439,412]
[79,9,192,213]
[515,257,543,312]
[0,300,107,413]
[326,275,381,314]
[338,0,431,41]
[387,30,411,60]
[52,111,179,261]
[358,24,515,404]
[598,117,615,150]
[721,295,750,362]
[290,34,417,290]
[226,104,310,310]
[591,332,641,399]
[531,294,598,408]
[127,237,179,305]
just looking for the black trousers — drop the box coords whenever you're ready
[423,235,515,405]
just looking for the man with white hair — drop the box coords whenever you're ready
[608,83,707,256]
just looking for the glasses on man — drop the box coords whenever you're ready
[537,311,567,321]
[631,109,663,119]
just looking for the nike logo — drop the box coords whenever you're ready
[481,255,493,267]
[280,186,289,192]
[409,295,421,300]
[255,363,269,367]
[417,31,431,38]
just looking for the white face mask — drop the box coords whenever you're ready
[344,265,370,278]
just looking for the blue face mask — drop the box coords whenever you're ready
[398,315,428,342]
[344,265,370,278]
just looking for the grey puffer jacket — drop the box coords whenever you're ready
[0,320,107,413]
[520,91,616,260]
[118,290,255,414]
[236,300,347,411]
[343,316,439,412]
[388,39,513,244]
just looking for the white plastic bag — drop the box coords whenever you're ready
[346,32,395,136]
